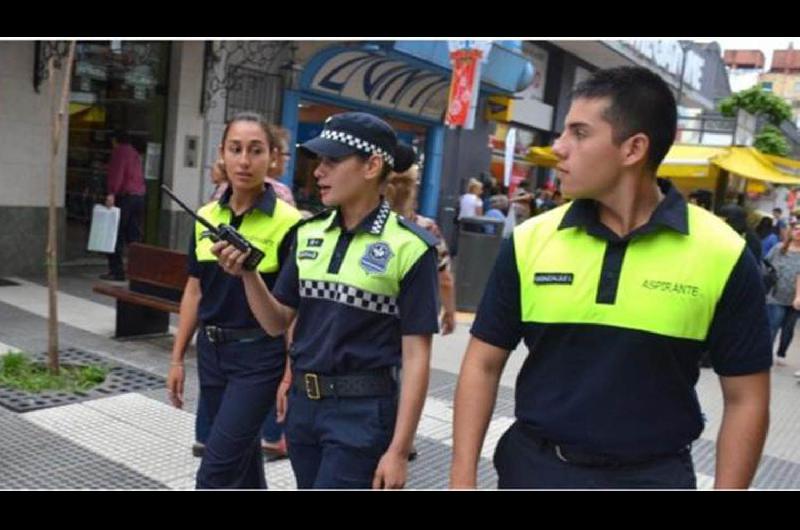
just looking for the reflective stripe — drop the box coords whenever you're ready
[299,279,398,316]
[295,209,429,299]
[194,198,301,274]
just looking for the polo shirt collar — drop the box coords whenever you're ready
[558,178,689,238]
[218,182,277,216]
[325,199,392,235]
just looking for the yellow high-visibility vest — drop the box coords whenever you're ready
[514,203,745,341]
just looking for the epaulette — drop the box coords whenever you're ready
[396,215,438,247]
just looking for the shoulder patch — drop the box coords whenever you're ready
[297,208,335,227]
[397,215,438,247]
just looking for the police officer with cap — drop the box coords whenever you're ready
[213,111,440,489]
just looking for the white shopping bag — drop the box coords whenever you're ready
[87,204,120,253]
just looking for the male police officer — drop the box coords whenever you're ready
[214,112,440,489]
[450,67,771,489]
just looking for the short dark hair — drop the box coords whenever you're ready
[773,207,783,214]
[572,66,677,173]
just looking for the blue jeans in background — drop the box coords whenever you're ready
[766,303,799,358]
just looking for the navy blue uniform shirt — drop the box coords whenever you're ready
[273,201,439,374]
[471,180,772,457]
[187,184,296,331]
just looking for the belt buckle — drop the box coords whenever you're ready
[205,326,218,344]
[304,373,321,400]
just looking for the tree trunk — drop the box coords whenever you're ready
[46,42,76,376]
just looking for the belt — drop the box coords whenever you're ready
[515,422,688,468]
[293,369,397,400]
[203,325,266,344]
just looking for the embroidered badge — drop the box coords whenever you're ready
[307,238,323,248]
[534,273,574,285]
[298,250,318,260]
[360,242,394,275]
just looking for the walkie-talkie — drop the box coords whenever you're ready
[160,185,265,271]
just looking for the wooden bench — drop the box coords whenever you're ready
[93,243,188,339]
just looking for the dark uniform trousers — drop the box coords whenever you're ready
[494,421,697,489]
[285,386,398,489]
[195,329,284,489]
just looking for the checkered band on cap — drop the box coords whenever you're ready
[299,279,399,316]
[320,129,395,168]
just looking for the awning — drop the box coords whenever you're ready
[525,144,800,185]
[657,144,727,179]
[712,147,800,185]
[525,144,727,176]
[528,146,559,166]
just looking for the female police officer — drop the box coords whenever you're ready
[167,112,301,489]
[213,112,440,489]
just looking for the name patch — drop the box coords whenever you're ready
[298,250,318,260]
[534,273,574,285]
[307,238,323,248]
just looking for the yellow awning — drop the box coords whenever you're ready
[528,146,559,167]
[657,144,727,179]
[711,147,800,185]
[764,153,800,175]
[525,144,800,185]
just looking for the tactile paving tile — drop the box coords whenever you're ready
[24,393,199,485]
[265,458,297,490]
[0,410,163,489]
[751,452,800,489]
[690,438,718,477]
[406,437,498,489]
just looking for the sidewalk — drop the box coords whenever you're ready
[1,265,799,489]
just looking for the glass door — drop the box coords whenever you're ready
[65,41,170,261]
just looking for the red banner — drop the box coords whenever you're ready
[445,49,483,128]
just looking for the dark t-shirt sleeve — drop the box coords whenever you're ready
[398,247,440,335]
[707,248,773,376]
[470,235,523,351]
[187,232,201,278]
[272,231,300,308]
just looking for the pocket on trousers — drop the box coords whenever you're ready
[492,424,514,472]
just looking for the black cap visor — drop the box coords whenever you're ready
[299,136,359,161]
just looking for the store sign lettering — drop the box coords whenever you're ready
[312,51,450,119]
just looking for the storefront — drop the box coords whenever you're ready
[279,42,533,218]
[64,41,171,261]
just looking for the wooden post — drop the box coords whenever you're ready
[46,41,76,376]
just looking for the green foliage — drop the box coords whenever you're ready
[0,352,107,393]
[754,124,791,156]
[719,86,793,125]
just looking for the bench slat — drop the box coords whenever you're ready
[93,284,180,313]
[127,243,188,290]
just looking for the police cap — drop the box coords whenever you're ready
[300,112,397,169]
